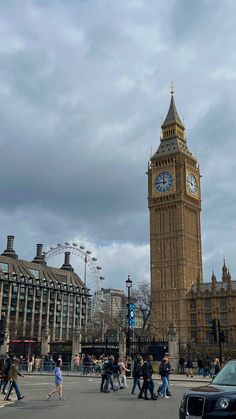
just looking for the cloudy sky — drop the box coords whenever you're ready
[0,0,236,291]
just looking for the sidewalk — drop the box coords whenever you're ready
[22,371,212,383]
[152,373,211,383]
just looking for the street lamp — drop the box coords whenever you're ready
[126,274,132,357]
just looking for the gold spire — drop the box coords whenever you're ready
[161,85,185,141]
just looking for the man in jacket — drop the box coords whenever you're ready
[138,355,157,400]
[4,358,24,401]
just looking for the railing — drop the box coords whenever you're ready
[18,361,102,375]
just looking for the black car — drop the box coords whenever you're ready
[179,360,236,418]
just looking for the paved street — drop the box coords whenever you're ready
[0,375,205,419]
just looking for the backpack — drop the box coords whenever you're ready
[141,362,149,378]
[133,362,142,378]
[102,360,111,374]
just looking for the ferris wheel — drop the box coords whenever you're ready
[43,242,105,292]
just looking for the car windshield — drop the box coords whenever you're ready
[212,361,236,386]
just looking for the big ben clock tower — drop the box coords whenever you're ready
[148,85,203,343]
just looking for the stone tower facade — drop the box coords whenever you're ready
[148,89,202,343]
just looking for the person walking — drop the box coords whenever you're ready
[131,355,143,395]
[158,352,173,397]
[34,356,41,372]
[72,354,80,372]
[27,354,34,374]
[213,358,220,376]
[178,356,185,374]
[138,355,157,400]
[186,358,194,377]
[197,358,204,375]
[1,353,14,395]
[159,357,170,399]
[47,360,64,400]
[103,355,117,393]
[0,356,5,392]
[4,358,24,401]
[112,356,122,390]
[100,355,108,392]
[118,357,130,388]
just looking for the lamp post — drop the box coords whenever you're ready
[126,274,132,357]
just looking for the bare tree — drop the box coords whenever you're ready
[132,280,152,338]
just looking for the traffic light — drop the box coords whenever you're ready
[0,315,6,346]
[210,319,218,343]
[219,330,225,343]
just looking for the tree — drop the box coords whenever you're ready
[132,280,152,338]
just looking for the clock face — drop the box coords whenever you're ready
[155,171,173,193]
[187,172,197,194]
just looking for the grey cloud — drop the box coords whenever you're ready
[0,1,236,288]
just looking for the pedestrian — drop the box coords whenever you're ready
[34,356,41,372]
[1,353,14,395]
[126,357,132,377]
[158,352,173,397]
[186,358,194,377]
[197,358,204,375]
[118,357,130,388]
[100,355,108,392]
[178,356,185,374]
[138,355,157,400]
[203,357,212,377]
[72,354,80,372]
[112,356,122,389]
[49,355,55,373]
[131,355,143,395]
[0,355,5,392]
[158,357,171,399]
[27,354,34,373]
[103,355,117,393]
[4,358,24,401]
[213,358,220,376]
[47,360,64,400]
[82,354,92,375]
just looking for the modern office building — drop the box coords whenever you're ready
[0,235,90,355]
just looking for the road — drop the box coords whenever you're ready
[0,375,201,419]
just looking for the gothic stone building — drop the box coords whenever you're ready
[0,235,90,356]
[148,89,236,344]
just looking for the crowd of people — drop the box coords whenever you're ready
[0,350,224,402]
[99,352,173,400]
[178,355,221,377]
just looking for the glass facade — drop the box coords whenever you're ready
[0,267,90,347]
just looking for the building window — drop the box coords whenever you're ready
[190,300,196,309]
[220,299,227,310]
[0,263,9,272]
[221,313,228,325]
[205,313,211,325]
[190,314,197,325]
[205,299,211,310]
[27,268,40,279]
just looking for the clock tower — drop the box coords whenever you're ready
[148,87,202,343]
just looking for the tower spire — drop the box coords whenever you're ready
[161,84,185,141]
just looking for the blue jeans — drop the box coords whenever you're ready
[7,380,22,400]
[160,376,168,397]
[131,378,142,394]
